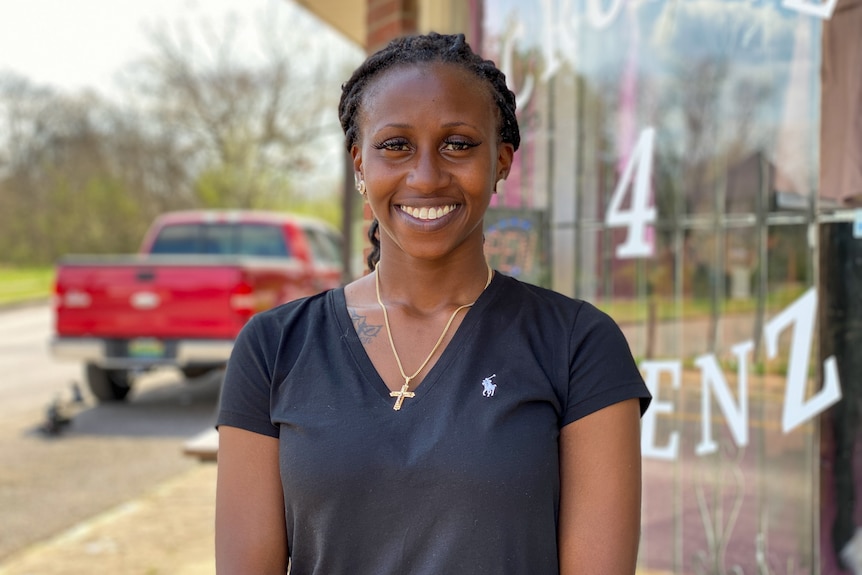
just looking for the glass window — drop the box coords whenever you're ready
[235,224,289,257]
[304,227,342,266]
[149,223,289,257]
[149,224,208,254]
[481,1,842,571]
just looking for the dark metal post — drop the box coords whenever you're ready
[341,150,355,284]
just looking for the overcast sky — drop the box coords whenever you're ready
[0,0,359,95]
[0,0,363,199]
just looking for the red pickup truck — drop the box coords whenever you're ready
[50,210,343,402]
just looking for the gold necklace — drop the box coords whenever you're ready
[375,262,493,410]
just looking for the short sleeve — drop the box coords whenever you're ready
[562,303,651,426]
[216,315,280,438]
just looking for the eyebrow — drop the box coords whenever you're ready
[442,121,480,130]
[379,121,481,130]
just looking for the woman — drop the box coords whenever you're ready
[216,32,651,574]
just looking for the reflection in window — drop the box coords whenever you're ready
[484,1,826,572]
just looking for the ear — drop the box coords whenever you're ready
[496,142,514,182]
[351,144,363,178]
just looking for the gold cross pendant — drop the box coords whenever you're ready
[390,381,415,411]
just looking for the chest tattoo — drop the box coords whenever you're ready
[349,308,383,344]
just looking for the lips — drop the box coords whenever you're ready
[398,204,457,221]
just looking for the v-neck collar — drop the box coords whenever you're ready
[332,272,502,412]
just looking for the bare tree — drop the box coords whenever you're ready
[0,75,192,263]
[0,3,360,265]
[130,1,352,209]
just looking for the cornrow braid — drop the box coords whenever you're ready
[339,32,520,154]
[366,218,381,272]
[339,32,521,271]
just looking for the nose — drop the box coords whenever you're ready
[406,149,448,194]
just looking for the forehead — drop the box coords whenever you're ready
[360,61,497,128]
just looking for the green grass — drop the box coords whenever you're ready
[0,267,54,306]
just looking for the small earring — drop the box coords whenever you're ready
[356,179,366,196]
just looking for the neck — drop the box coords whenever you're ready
[375,257,493,314]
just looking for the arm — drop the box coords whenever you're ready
[216,425,288,574]
[558,398,643,575]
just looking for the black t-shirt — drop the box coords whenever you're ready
[218,272,651,574]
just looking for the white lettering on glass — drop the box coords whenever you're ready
[587,0,626,28]
[639,289,843,461]
[641,360,681,460]
[763,288,842,433]
[694,342,753,456]
[538,0,575,82]
[500,21,536,109]
[782,0,839,19]
[605,126,657,258]
[532,0,831,90]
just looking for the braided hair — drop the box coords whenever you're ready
[338,32,521,271]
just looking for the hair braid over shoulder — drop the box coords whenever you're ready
[339,32,520,271]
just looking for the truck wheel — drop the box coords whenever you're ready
[85,364,132,402]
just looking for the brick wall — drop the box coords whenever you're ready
[366,0,418,52]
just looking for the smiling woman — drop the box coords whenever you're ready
[214,32,651,575]
[354,61,512,263]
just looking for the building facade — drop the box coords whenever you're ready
[303,0,862,572]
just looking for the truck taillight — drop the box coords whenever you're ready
[229,282,255,314]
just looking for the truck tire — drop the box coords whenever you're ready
[85,364,132,402]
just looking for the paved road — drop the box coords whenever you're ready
[0,304,221,563]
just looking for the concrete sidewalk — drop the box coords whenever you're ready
[0,463,217,575]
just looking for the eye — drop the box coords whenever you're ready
[442,139,479,152]
[373,138,411,152]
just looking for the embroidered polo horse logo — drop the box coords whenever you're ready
[481,374,497,397]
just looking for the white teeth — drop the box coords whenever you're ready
[400,204,456,221]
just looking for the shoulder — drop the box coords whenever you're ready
[232,288,342,367]
[488,274,650,419]
[226,287,343,392]
[491,274,637,375]
[248,288,341,336]
[492,273,614,332]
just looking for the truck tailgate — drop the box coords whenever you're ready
[54,256,304,339]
